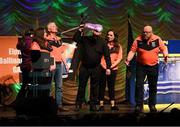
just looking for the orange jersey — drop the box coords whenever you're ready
[131,34,167,66]
[101,44,122,70]
[31,41,49,53]
[46,35,64,62]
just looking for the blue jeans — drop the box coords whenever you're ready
[52,62,63,106]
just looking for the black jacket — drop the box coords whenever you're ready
[73,30,111,68]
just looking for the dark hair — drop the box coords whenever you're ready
[17,28,34,47]
[44,27,50,36]
[33,27,47,50]
[24,28,34,37]
[106,29,120,53]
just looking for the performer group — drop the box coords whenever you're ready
[16,21,168,113]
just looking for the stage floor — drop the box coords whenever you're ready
[0,103,180,126]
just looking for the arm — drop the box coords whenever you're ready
[111,44,123,69]
[103,41,111,75]
[61,56,69,73]
[46,35,62,48]
[50,54,56,71]
[125,39,137,66]
[163,46,168,63]
[48,39,62,48]
[56,36,62,47]
[103,42,111,69]
[58,45,69,73]
[100,56,106,70]
[73,24,84,43]
[125,51,136,66]
[159,39,168,63]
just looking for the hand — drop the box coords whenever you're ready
[164,56,168,63]
[79,24,85,32]
[65,64,69,73]
[106,69,111,75]
[50,64,56,71]
[125,59,130,66]
[57,40,62,46]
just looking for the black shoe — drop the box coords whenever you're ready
[134,105,143,113]
[75,104,82,111]
[99,106,104,111]
[111,105,119,111]
[149,105,157,113]
[90,105,98,112]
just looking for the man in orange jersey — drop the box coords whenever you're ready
[125,25,168,113]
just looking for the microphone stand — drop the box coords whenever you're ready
[159,102,174,113]
[60,26,79,35]
[60,13,86,36]
[58,26,80,39]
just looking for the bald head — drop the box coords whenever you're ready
[142,25,153,40]
[144,26,152,32]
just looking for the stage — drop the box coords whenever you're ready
[0,102,180,126]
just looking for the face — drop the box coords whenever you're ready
[107,31,115,42]
[47,22,58,33]
[142,26,153,40]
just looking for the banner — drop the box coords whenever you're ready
[0,36,21,86]
[144,40,180,103]
[0,37,77,83]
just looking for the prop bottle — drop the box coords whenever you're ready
[84,23,103,32]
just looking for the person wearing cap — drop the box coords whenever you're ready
[73,24,111,111]
[125,25,168,113]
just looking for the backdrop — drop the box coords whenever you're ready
[0,0,180,104]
